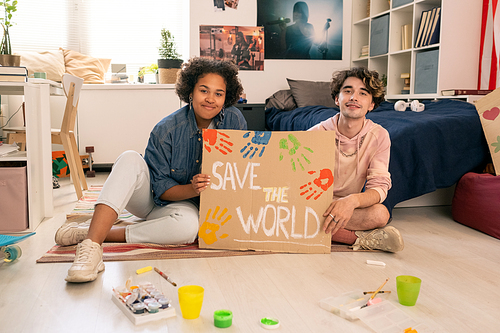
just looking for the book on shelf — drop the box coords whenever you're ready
[360,45,369,58]
[427,7,441,46]
[400,73,410,79]
[441,89,493,96]
[0,74,28,82]
[414,10,428,48]
[401,24,412,50]
[0,66,28,82]
[420,8,434,47]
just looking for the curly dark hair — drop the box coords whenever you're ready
[175,57,244,108]
[330,67,385,110]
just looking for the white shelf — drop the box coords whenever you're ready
[351,0,482,100]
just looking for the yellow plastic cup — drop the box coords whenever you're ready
[178,285,204,319]
[396,275,422,306]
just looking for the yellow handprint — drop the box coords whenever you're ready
[199,206,232,245]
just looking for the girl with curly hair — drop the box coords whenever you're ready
[56,57,247,283]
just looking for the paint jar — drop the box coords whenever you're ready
[132,302,146,314]
[157,297,171,309]
[144,298,155,306]
[151,291,163,299]
[148,301,160,313]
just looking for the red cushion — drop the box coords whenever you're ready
[452,172,500,240]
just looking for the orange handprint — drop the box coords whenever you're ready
[299,169,334,200]
[203,129,234,155]
[198,206,232,245]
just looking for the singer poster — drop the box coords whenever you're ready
[199,25,265,71]
[199,129,335,254]
[257,0,343,60]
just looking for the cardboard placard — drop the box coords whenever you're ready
[475,89,500,176]
[199,129,335,254]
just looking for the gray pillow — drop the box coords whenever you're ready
[287,78,336,108]
[265,89,297,110]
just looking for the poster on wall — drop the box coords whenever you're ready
[198,129,335,254]
[257,0,343,60]
[199,25,265,71]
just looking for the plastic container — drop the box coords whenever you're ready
[319,290,370,321]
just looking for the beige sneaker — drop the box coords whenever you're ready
[65,239,105,283]
[55,219,91,246]
[352,226,404,253]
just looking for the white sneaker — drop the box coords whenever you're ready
[55,219,91,246]
[352,226,404,253]
[65,239,105,283]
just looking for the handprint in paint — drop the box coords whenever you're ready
[278,134,314,171]
[492,135,500,153]
[203,129,233,155]
[300,169,334,200]
[198,206,232,245]
[240,131,272,159]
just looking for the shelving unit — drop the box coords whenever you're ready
[0,81,62,231]
[351,0,482,100]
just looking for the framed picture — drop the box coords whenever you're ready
[200,25,265,71]
[257,0,343,60]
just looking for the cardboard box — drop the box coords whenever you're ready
[0,166,28,232]
[199,130,335,254]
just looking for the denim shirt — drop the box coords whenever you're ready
[144,104,247,207]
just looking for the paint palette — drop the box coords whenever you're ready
[111,281,176,325]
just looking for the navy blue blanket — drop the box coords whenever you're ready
[266,100,489,214]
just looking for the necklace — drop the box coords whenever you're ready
[335,134,366,158]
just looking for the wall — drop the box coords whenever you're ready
[189,0,352,103]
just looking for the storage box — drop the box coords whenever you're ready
[414,49,439,94]
[0,166,28,232]
[370,14,390,56]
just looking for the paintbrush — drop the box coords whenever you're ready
[360,278,389,308]
[154,267,177,287]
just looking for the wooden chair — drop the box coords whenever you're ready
[5,74,88,199]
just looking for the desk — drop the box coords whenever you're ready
[0,79,63,230]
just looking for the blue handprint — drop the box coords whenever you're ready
[240,131,272,159]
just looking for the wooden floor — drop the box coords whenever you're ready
[1,173,499,333]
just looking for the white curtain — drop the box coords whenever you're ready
[9,0,189,77]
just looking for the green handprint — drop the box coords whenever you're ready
[278,134,313,171]
[492,135,500,153]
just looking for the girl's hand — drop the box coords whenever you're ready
[191,174,210,194]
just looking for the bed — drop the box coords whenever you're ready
[264,81,490,215]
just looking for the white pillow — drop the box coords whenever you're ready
[17,50,65,82]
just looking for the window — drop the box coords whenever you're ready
[10,0,189,77]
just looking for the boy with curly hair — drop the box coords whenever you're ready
[309,67,404,253]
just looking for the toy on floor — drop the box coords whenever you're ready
[0,232,35,264]
[85,146,95,177]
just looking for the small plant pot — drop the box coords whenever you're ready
[158,59,183,84]
[0,54,21,67]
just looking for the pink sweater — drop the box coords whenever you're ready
[308,114,392,203]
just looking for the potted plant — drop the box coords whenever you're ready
[138,63,158,84]
[157,28,183,84]
[0,0,20,66]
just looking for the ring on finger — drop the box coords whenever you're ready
[328,214,338,223]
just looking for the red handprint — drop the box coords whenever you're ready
[203,129,234,155]
[299,169,334,200]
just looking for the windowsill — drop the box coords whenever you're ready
[81,83,176,90]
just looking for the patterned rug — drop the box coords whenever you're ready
[37,186,360,264]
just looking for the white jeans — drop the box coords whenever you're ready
[96,150,199,244]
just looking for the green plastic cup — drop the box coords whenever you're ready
[396,275,421,306]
